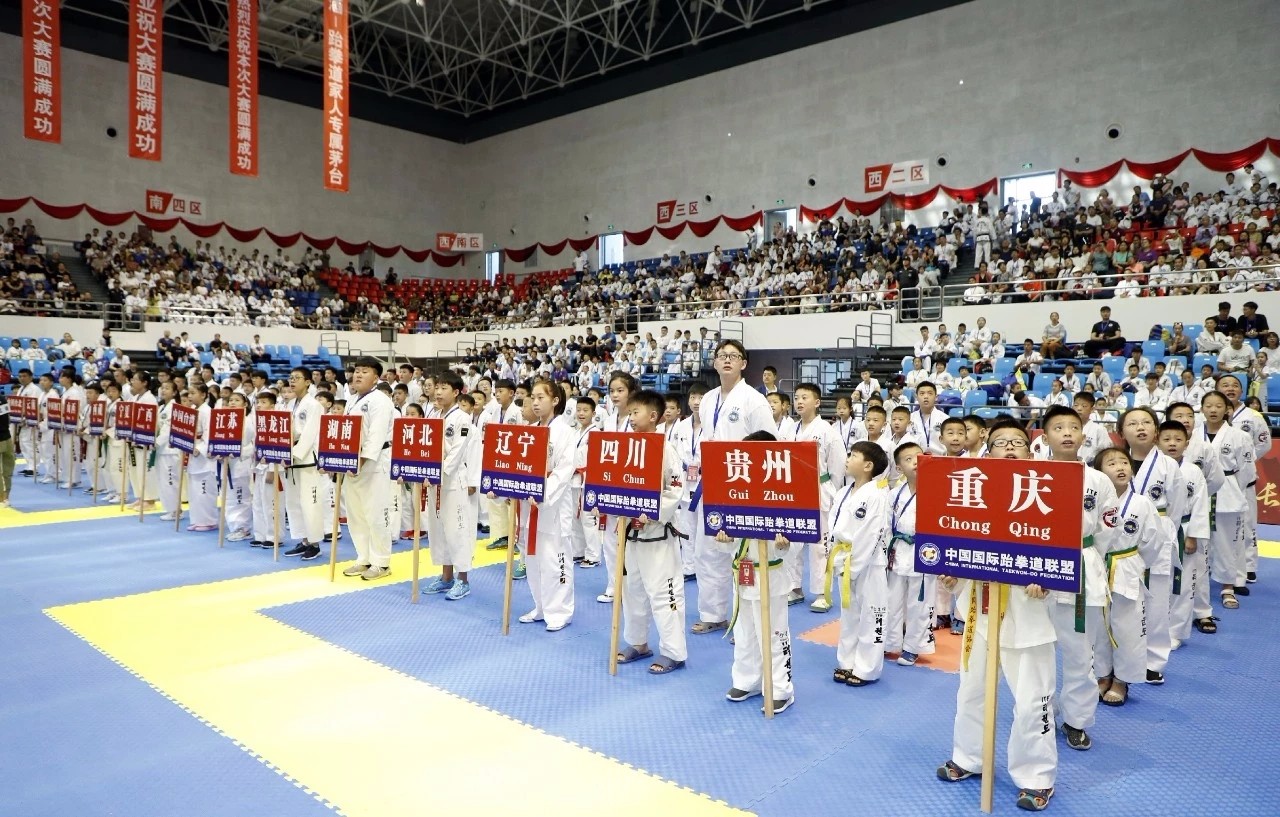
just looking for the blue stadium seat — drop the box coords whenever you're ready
[317,346,330,358]
[199,351,214,365]
[0,336,11,349]
[1182,324,1203,347]
[1162,355,1187,375]
[38,337,55,350]
[1142,340,1166,361]
[289,354,303,368]
[974,407,1000,419]
[290,345,304,357]
[1191,353,1216,375]
[1033,373,1058,392]
[234,343,250,354]
[1102,357,1126,381]
[946,358,966,376]
[949,407,965,418]
[264,345,277,357]
[963,390,988,408]
[1268,376,1280,408]
[901,357,914,374]
[31,360,51,378]
[993,358,1015,378]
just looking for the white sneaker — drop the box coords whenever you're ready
[342,563,370,577]
[159,512,177,522]
[0,500,10,509]
[38,477,55,484]
[226,529,251,542]
[596,593,614,603]
[519,611,543,624]
[1171,638,1182,651]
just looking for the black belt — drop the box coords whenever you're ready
[1248,480,1257,487]
[290,462,317,470]
[382,442,391,450]
[1224,469,1237,476]
[627,522,679,543]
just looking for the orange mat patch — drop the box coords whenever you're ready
[797,619,962,673]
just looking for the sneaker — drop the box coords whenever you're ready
[596,593,614,603]
[477,524,490,535]
[255,540,278,549]
[1170,638,1182,651]
[578,559,599,569]
[486,536,510,551]
[226,530,251,542]
[572,556,584,563]
[1234,585,1251,597]
[424,577,455,594]
[810,597,832,613]
[38,476,54,485]
[250,540,263,547]
[897,651,919,666]
[546,621,569,632]
[950,619,965,636]
[519,611,543,624]
[300,546,321,561]
[935,614,952,630]
[0,500,10,509]
[445,580,471,600]
[21,469,34,477]
[1146,670,1164,685]
[1247,572,1257,583]
[1060,723,1092,751]
[343,563,371,577]
[187,524,217,533]
[763,698,793,715]
[725,687,760,703]
[284,543,309,557]
[159,512,177,522]
[361,565,391,581]
[83,486,95,494]
[104,493,119,503]
[787,589,805,606]
[399,530,413,540]
[58,483,71,490]
[513,563,527,580]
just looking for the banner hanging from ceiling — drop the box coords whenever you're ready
[23,0,61,144]
[128,0,163,161]
[228,0,258,177]
[323,0,349,192]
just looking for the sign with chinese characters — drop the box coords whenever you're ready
[169,403,197,454]
[228,0,258,177]
[915,456,1084,592]
[88,400,106,437]
[864,160,928,194]
[22,396,39,428]
[323,0,349,192]
[480,423,549,501]
[23,0,61,144]
[144,190,207,221]
[435,233,484,253]
[210,407,244,458]
[62,398,80,434]
[656,199,701,224]
[391,417,443,484]
[46,396,62,432]
[116,400,135,443]
[1257,440,1280,526]
[128,0,163,161]
[319,414,362,474]
[700,441,823,544]
[582,431,665,519]
[253,409,292,465]
[132,402,158,447]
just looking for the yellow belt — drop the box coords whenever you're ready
[1102,545,1140,649]
[962,582,1010,672]
[823,540,855,609]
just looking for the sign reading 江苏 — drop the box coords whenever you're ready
[209,407,244,458]
[914,456,1084,593]
[700,441,822,543]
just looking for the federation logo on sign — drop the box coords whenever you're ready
[481,475,492,491]
[1123,519,1139,535]
[585,489,597,507]
[918,543,941,567]
[706,511,724,531]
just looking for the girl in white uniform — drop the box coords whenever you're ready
[224,392,254,541]
[1166,402,1225,640]
[154,381,184,522]
[790,384,848,611]
[596,372,640,604]
[883,441,936,666]
[1197,391,1256,611]
[104,382,127,503]
[186,382,220,532]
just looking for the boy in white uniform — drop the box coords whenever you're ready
[250,391,280,548]
[424,374,480,601]
[790,384,848,611]
[35,374,56,483]
[154,381,184,522]
[1037,405,1115,752]
[569,396,600,565]
[827,440,891,687]
[185,382,220,532]
[691,341,774,634]
[481,379,522,552]
[909,382,949,455]
[57,371,85,488]
[613,390,689,674]
[223,393,255,542]
[1157,420,1210,654]
[671,383,707,581]
[127,372,160,510]
[1166,401,1225,641]
[1215,374,1268,587]
[103,381,126,503]
[937,420,1058,813]
[767,392,797,441]
[79,382,107,493]
[282,368,326,560]
[883,441,935,667]
[339,357,397,581]
[1197,390,1255,612]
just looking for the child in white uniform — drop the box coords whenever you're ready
[223,393,254,542]
[671,384,707,581]
[250,391,280,548]
[423,374,481,601]
[569,397,600,565]
[185,382,219,532]
[1158,421,1209,651]
[791,384,848,612]
[884,441,936,666]
[1197,391,1256,611]
[154,381,184,522]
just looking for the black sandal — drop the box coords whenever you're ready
[833,668,852,684]
[1194,617,1218,634]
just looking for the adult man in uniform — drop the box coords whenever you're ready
[283,367,326,561]
[341,357,396,580]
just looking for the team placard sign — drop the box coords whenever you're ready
[253,409,291,465]
[169,403,197,455]
[480,423,549,501]
[88,401,105,436]
[319,414,362,475]
[10,396,28,427]
[63,399,80,434]
[391,417,443,484]
[209,407,245,458]
[22,396,39,428]
[132,403,158,447]
[46,396,62,432]
[582,431,665,519]
[701,441,823,543]
[915,456,1084,592]
[116,401,135,444]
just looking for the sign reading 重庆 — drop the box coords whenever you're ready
[319,414,362,475]
[128,0,163,161]
[62,398,80,434]
[391,417,443,484]
[132,403,158,447]
[480,423,548,501]
[88,400,105,436]
[209,407,244,458]
[583,431,665,519]
[116,401,135,443]
[23,0,61,144]
[700,441,822,544]
[864,160,928,194]
[254,409,292,465]
[169,403,197,454]
[914,456,1084,593]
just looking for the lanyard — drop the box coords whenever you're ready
[838,418,854,448]
[914,410,931,447]
[711,380,740,436]
[577,426,594,449]
[892,484,916,535]
[1133,450,1161,504]
[1120,487,1136,519]
[832,484,856,527]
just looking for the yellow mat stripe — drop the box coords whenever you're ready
[46,545,748,817]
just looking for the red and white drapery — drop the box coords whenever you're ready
[1058,138,1280,187]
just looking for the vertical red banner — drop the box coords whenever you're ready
[128,0,163,161]
[23,0,61,143]
[323,0,349,192]
[228,0,258,176]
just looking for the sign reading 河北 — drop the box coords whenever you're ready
[390,417,443,484]
[914,456,1084,593]
[700,441,822,543]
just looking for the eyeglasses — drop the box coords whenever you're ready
[988,438,1029,449]
[714,353,744,362]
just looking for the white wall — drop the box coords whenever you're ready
[0,33,466,272]
[464,0,1280,263]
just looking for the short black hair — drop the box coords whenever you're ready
[352,356,384,375]
[865,405,887,418]
[630,389,665,418]
[1041,405,1081,427]
[1093,446,1131,470]
[575,395,596,411]
[940,416,966,434]
[437,372,464,392]
[743,429,776,442]
[1158,420,1188,438]
[894,441,923,463]
[849,440,889,477]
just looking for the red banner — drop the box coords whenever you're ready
[21,396,39,427]
[253,409,291,465]
[132,403,158,447]
[391,417,443,484]
[915,456,1084,592]
[319,414,362,474]
[23,0,60,143]
[127,0,163,161]
[228,0,257,176]
[117,401,135,443]
[323,0,349,192]
[62,398,80,433]
[47,397,62,431]
[88,400,105,436]
[169,403,197,454]
[210,407,245,459]
[480,423,549,501]
[1257,440,1280,526]
[583,432,666,519]
[700,441,822,543]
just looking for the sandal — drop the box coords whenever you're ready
[1194,617,1218,634]
[1016,787,1054,811]
[936,760,978,782]
[833,668,853,685]
[1097,677,1113,702]
[843,674,871,687]
[1222,592,1239,610]
[648,656,686,675]
[691,620,728,634]
[1101,683,1128,707]
[616,645,653,665]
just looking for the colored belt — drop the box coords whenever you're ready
[962,582,1009,672]
[728,539,784,633]
[823,540,857,609]
[887,532,914,572]
[1072,535,1095,634]
[1223,469,1237,476]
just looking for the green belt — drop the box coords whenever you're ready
[1073,535,1095,634]
[1173,526,1186,595]
[888,533,914,573]
[728,539,784,634]
[819,472,831,484]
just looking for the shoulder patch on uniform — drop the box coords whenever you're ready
[460,426,469,436]
[446,426,455,437]
[855,505,867,519]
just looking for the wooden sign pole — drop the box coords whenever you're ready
[608,521,628,676]
[91,439,100,505]
[119,445,129,512]
[137,448,147,522]
[272,464,282,562]
[501,500,518,636]
[217,459,229,548]
[410,482,423,603]
[758,537,775,719]
[979,582,1003,814]
[328,474,344,581]
[175,454,187,532]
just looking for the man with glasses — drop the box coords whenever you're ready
[282,367,325,561]
[690,340,775,635]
